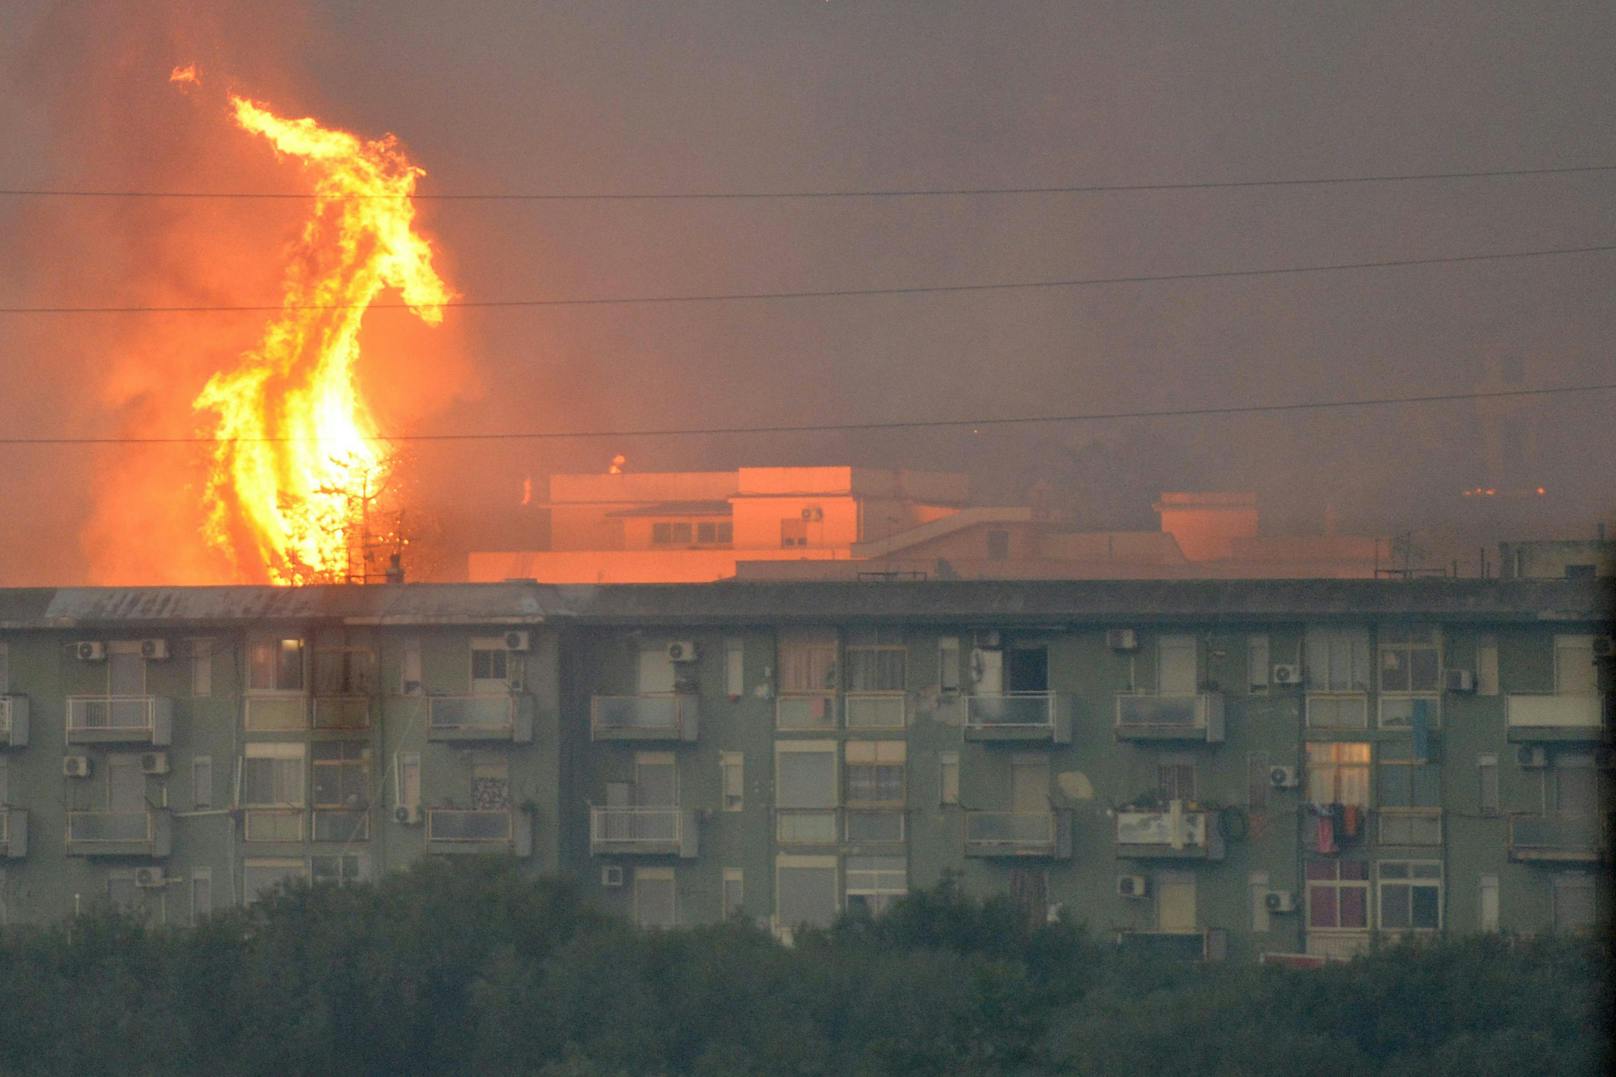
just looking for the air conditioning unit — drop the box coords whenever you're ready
[1269,765,1301,789]
[140,752,169,776]
[1265,890,1298,913]
[503,630,531,652]
[140,639,170,660]
[601,865,625,888]
[1517,745,1548,769]
[393,804,424,826]
[1592,637,1614,659]
[1116,874,1150,898]
[666,640,699,663]
[1444,669,1476,693]
[1106,629,1139,652]
[75,641,106,662]
[63,755,92,779]
[800,506,824,521]
[1271,664,1302,686]
[134,868,167,889]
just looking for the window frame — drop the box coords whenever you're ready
[246,636,307,695]
[1376,860,1443,933]
[1305,742,1372,808]
[1305,859,1371,932]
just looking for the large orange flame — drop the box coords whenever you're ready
[193,96,451,584]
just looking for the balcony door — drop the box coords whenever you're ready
[1156,873,1196,932]
[108,646,145,728]
[108,755,144,814]
[635,753,677,807]
[1010,756,1048,813]
[638,647,677,694]
[1158,636,1197,695]
[1007,648,1048,694]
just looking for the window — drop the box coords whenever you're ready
[190,639,212,697]
[652,521,694,545]
[395,753,421,816]
[248,638,305,693]
[1379,624,1441,693]
[1552,874,1596,933]
[845,741,905,806]
[720,751,744,811]
[634,867,676,928]
[1250,871,1271,933]
[312,742,370,810]
[722,868,744,919]
[106,875,141,914]
[1246,752,1270,812]
[724,638,744,698]
[1307,860,1370,930]
[695,521,733,545]
[1478,754,1499,816]
[311,854,367,886]
[1378,861,1442,931]
[1305,626,1370,692]
[192,755,213,810]
[845,646,906,692]
[190,867,212,925]
[400,638,423,695]
[470,643,509,684]
[0,642,7,693]
[846,856,907,917]
[243,859,306,905]
[1476,634,1499,695]
[780,519,808,547]
[1376,755,1442,845]
[473,759,512,810]
[1157,635,1198,695]
[313,647,376,696]
[986,530,1010,561]
[778,634,837,694]
[775,742,838,843]
[776,855,838,931]
[938,751,959,806]
[844,811,905,842]
[1554,635,1597,695]
[1248,634,1270,689]
[242,743,305,807]
[1306,742,1371,807]
[937,637,960,694]
[1478,874,1499,932]
[1158,763,1197,802]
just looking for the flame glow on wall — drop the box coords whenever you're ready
[192,95,451,584]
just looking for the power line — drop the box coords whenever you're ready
[4,242,1612,315]
[3,164,1614,202]
[2,384,1608,447]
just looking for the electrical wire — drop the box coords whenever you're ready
[0,383,1608,448]
[3,242,1612,315]
[3,163,1613,201]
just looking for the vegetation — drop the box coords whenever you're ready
[0,861,1607,1076]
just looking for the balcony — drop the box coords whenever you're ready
[1505,694,1607,742]
[844,692,908,731]
[963,693,1072,743]
[311,694,372,731]
[65,696,172,746]
[312,809,370,843]
[1507,813,1606,863]
[1115,928,1228,962]
[775,808,840,846]
[244,695,309,731]
[1115,803,1225,860]
[776,693,838,732]
[0,695,28,748]
[426,808,533,857]
[427,694,533,743]
[964,810,1073,859]
[65,809,172,858]
[591,693,699,742]
[243,809,304,843]
[0,809,26,858]
[590,806,700,858]
[1114,693,1225,743]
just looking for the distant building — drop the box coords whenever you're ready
[468,467,1386,582]
[1498,539,1616,580]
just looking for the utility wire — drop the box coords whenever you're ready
[4,242,1612,315]
[1,384,1608,447]
[3,164,1614,201]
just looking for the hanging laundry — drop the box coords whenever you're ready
[1343,803,1362,839]
[1316,814,1337,854]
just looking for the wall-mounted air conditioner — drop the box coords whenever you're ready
[1265,890,1298,913]
[393,804,424,826]
[1116,874,1150,898]
[63,755,92,779]
[140,752,169,776]
[601,865,625,888]
[503,630,531,652]
[1444,669,1476,693]
[1516,745,1547,769]
[140,639,170,660]
[1269,766,1301,789]
[1271,664,1302,686]
[134,868,168,889]
[666,641,699,663]
[75,641,106,662]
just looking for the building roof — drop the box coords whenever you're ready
[0,579,1608,630]
[604,500,733,518]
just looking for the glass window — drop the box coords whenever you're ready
[243,859,307,905]
[725,638,744,697]
[1476,634,1499,696]
[776,746,837,808]
[776,857,838,929]
[1306,860,1369,929]
[473,759,512,810]
[1555,636,1597,695]
[471,646,508,683]
[938,751,960,806]
[192,756,213,810]
[846,856,907,917]
[1306,742,1371,807]
[634,868,676,928]
[937,637,960,694]
[1378,861,1442,931]
[248,638,305,692]
[845,646,906,692]
[722,868,744,919]
[1379,625,1440,693]
[779,636,837,693]
[313,648,376,695]
[845,741,905,805]
[1478,874,1499,932]
[1248,634,1270,689]
[400,638,423,694]
[1376,761,1439,807]
[190,868,212,925]
[241,744,305,806]
[311,854,366,886]
[720,751,744,811]
[1158,763,1197,802]
[312,742,369,809]
[1305,627,1370,692]
[1478,754,1499,816]
[190,639,212,697]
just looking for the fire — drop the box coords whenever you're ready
[168,64,200,87]
[193,95,451,584]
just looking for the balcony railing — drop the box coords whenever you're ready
[590,806,700,858]
[311,694,372,731]
[427,694,533,743]
[1115,802,1225,860]
[243,809,303,843]
[591,693,699,741]
[964,810,1073,859]
[776,693,838,732]
[1114,693,1225,743]
[312,809,370,843]
[1115,928,1228,962]
[65,696,173,746]
[844,692,908,730]
[1507,813,1606,863]
[775,808,839,845]
[844,810,906,844]
[426,807,533,856]
[65,809,172,858]
[963,693,1071,743]
[0,808,26,858]
[0,695,28,748]
[1505,694,1606,742]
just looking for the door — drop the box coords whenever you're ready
[108,756,145,813]
[1158,635,1198,695]
[638,647,677,694]
[635,754,677,806]
[1010,757,1049,813]
[1007,648,1049,693]
[972,648,1004,694]
[109,648,144,728]
[1156,874,1197,932]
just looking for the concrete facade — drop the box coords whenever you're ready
[0,580,1608,962]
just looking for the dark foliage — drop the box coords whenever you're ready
[0,862,1606,1076]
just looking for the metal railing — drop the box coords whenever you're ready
[965,692,1059,731]
[1508,813,1605,859]
[590,694,696,739]
[428,695,517,736]
[311,694,372,730]
[591,806,684,845]
[66,695,173,742]
[844,692,907,730]
[427,808,515,843]
[776,693,838,731]
[66,809,161,845]
[243,809,304,842]
[965,810,1055,848]
[1114,693,1224,740]
[1505,694,1604,734]
[775,808,839,845]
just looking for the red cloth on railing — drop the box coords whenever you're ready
[1316,814,1337,854]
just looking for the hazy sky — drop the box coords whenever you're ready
[2,1,1613,583]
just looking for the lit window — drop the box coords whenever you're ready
[248,638,305,693]
[1305,742,1371,807]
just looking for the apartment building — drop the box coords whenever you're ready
[0,579,1608,963]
